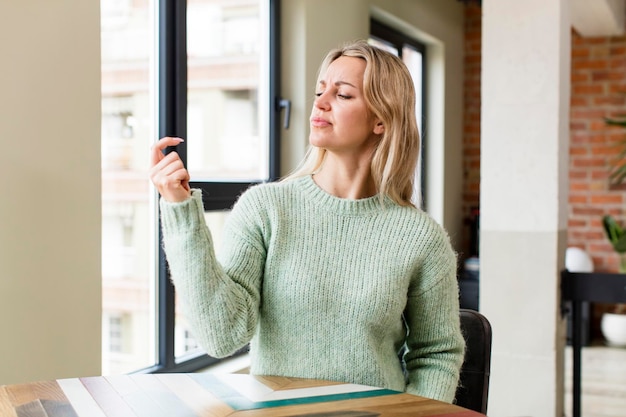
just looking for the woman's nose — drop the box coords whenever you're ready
[314,92,330,111]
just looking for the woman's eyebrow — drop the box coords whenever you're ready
[318,80,358,88]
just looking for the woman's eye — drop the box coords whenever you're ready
[315,91,352,99]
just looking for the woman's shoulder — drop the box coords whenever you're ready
[231,177,307,216]
[237,176,304,201]
[393,203,442,227]
[389,204,453,247]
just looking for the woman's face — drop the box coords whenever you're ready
[309,56,383,156]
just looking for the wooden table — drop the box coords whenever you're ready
[0,373,486,417]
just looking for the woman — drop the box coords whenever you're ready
[149,40,465,403]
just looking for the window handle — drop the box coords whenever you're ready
[277,98,291,129]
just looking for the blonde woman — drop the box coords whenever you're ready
[150,40,465,403]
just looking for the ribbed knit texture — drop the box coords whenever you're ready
[159,175,465,403]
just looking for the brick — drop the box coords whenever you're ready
[570,147,588,156]
[590,120,611,130]
[590,194,624,204]
[571,96,590,107]
[591,71,611,82]
[570,181,589,191]
[593,96,626,106]
[573,84,605,95]
[571,72,590,83]
[570,195,588,204]
[592,145,620,155]
[571,109,606,120]
[572,59,609,71]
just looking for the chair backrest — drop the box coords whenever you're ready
[454,308,492,414]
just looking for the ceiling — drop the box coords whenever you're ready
[571,0,625,37]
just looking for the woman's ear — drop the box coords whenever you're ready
[373,121,384,135]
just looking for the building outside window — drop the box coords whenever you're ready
[101,0,276,374]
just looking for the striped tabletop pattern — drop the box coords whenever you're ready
[0,374,484,417]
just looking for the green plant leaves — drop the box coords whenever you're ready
[605,116,626,185]
[603,215,626,253]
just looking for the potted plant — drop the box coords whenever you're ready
[600,107,626,347]
[602,215,626,272]
[601,213,626,347]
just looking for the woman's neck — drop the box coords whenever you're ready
[312,155,376,200]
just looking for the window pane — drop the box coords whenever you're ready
[186,0,268,181]
[402,46,423,134]
[101,0,156,374]
[368,38,399,56]
[401,45,424,207]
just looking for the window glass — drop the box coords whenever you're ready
[368,38,398,56]
[402,46,423,135]
[102,0,274,372]
[101,0,156,375]
[186,0,268,182]
[402,45,424,202]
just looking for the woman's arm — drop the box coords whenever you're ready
[151,136,266,357]
[402,225,465,403]
[159,190,266,357]
[403,274,465,403]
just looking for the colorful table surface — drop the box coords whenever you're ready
[0,373,486,417]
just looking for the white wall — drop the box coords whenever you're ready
[280,0,466,244]
[0,1,102,384]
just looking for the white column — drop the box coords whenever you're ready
[480,1,570,416]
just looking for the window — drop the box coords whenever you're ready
[108,315,123,353]
[369,19,426,207]
[101,0,280,374]
[101,0,156,375]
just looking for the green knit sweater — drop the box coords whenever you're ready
[159,175,465,403]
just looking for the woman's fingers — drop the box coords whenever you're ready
[150,136,184,167]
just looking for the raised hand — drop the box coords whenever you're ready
[149,137,191,202]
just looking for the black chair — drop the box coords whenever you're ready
[454,308,492,415]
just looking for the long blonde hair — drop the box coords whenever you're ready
[285,40,420,207]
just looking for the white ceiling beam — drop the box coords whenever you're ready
[571,0,625,37]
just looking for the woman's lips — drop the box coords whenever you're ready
[310,117,330,127]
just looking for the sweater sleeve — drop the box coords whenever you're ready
[159,189,266,358]
[403,225,465,403]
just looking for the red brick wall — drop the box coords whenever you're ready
[569,31,626,272]
[461,3,482,259]
[461,5,626,274]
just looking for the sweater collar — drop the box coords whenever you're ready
[297,175,391,216]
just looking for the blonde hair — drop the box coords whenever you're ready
[284,40,420,208]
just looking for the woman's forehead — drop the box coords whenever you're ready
[318,56,365,86]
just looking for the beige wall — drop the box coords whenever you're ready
[280,0,466,245]
[0,1,102,384]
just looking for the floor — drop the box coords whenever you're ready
[564,344,626,417]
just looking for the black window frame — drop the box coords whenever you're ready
[142,0,281,374]
[370,19,427,207]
